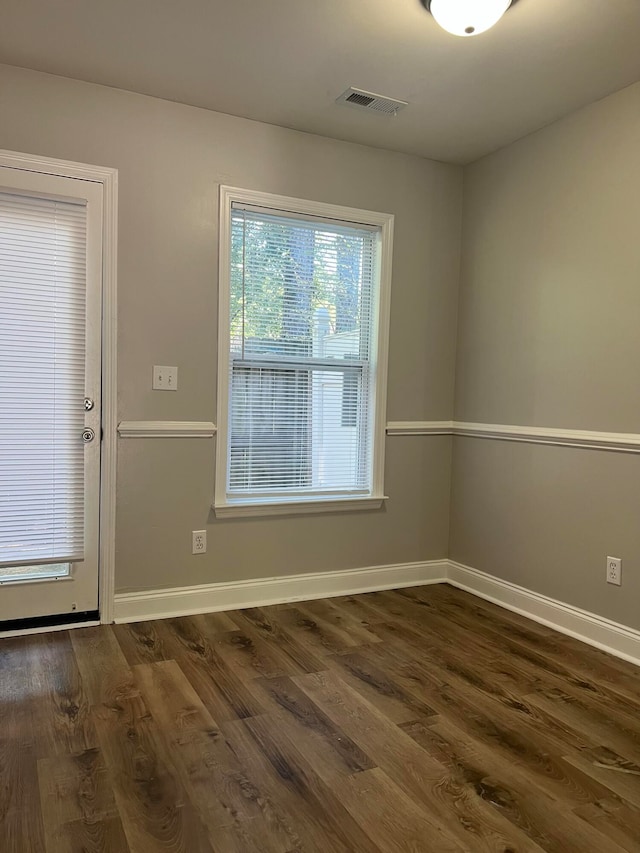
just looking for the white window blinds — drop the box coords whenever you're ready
[0,191,87,567]
[227,204,380,500]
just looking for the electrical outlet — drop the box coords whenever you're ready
[192,530,206,554]
[606,556,621,586]
[153,365,178,391]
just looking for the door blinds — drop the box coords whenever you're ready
[0,190,87,567]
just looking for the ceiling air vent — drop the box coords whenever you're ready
[336,87,408,116]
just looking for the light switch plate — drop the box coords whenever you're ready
[153,365,178,391]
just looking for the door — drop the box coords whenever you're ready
[0,166,102,626]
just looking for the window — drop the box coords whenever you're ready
[215,187,393,516]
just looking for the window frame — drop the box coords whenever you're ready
[214,186,394,518]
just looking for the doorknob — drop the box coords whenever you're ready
[84,397,94,411]
[82,428,95,443]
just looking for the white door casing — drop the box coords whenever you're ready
[0,152,117,627]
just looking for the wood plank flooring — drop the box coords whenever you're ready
[2,585,640,852]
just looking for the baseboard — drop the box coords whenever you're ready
[113,560,448,623]
[447,560,640,668]
[112,556,640,668]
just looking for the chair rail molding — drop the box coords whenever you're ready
[386,421,453,435]
[385,420,640,452]
[118,421,217,438]
[453,422,640,453]
[116,419,640,450]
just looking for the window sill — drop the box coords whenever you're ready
[213,495,388,518]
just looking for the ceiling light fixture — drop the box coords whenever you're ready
[424,0,512,37]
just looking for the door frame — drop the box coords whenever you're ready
[0,149,118,625]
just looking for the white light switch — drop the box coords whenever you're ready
[153,365,178,391]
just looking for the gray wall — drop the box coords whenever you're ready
[4,63,637,626]
[451,82,640,628]
[0,64,462,592]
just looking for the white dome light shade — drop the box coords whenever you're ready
[429,0,512,37]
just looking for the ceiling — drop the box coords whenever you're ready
[1,0,640,164]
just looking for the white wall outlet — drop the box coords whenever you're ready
[152,365,178,391]
[606,556,621,586]
[192,530,207,555]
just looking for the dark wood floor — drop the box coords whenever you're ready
[2,585,640,852]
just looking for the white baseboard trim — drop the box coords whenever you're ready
[113,560,448,623]
[112,556,640,668]
[447,561,640,668]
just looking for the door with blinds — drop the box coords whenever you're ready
[0,166,102,627]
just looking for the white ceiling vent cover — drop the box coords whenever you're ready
[336,87,408,115]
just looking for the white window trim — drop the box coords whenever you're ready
[214,186,394,518]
